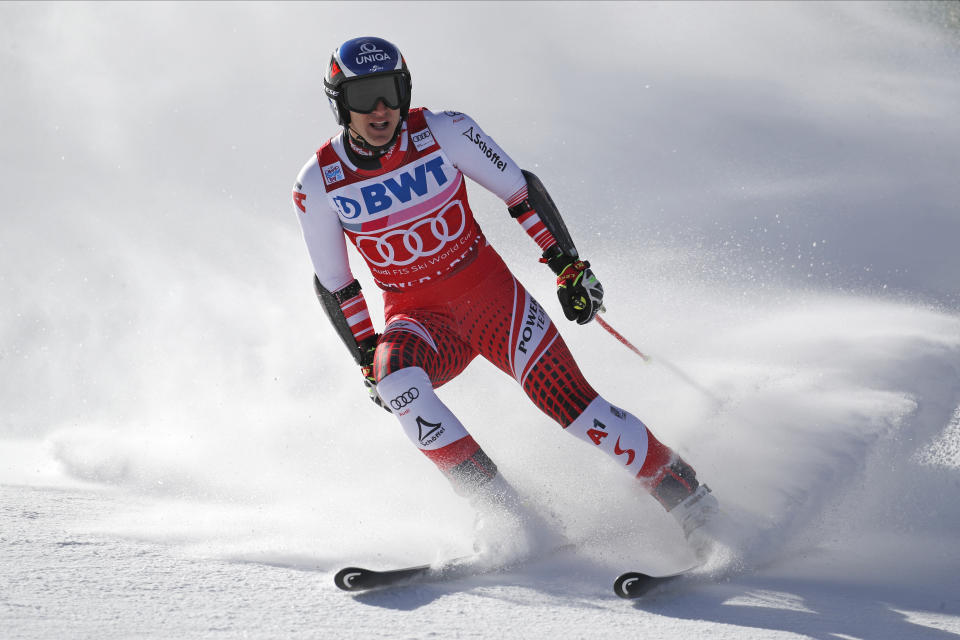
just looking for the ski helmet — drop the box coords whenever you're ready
[324,36,412,126]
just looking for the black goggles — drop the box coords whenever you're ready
[341,74,408,114]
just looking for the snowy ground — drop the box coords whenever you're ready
[3,2,960,639]
[4,289,960,639]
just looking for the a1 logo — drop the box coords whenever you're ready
[587,418,608,446]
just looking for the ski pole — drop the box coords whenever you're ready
[594,310,651,362]
[595,308,725,407]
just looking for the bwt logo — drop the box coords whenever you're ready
[333,156,448,218]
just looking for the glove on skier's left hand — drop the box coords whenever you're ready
[542,246,604,325]
[358,335,391,413]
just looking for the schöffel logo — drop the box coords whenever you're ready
[331,156,448,218]
[390,387,420,410]
[416,416,444,445]
[461,126,507,172]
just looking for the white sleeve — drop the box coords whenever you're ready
[292,155,355,292]
[423,109,527,202]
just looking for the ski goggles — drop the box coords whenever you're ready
[340,73,408,114]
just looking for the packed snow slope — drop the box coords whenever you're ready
[2,2,960,639]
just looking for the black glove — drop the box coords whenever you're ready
[543,246,604,325]
[358,335,391,413]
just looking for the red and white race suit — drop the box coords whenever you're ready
[293,108,676,496]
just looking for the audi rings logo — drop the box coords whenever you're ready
[355,200,467,267]
[390,387,420,410]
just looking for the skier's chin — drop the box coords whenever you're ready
[364,128,393,146]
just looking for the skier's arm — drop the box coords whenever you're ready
[508,170,604,324]
[423,110,565,254]
[311,276,376,365]
[312,275,390,413]
[425,110,603,324]
[292,162,388,411]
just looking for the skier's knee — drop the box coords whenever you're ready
[375,322,438,380]
[374,347,419,381]
[376,366,473,449]
[375,366,432,412]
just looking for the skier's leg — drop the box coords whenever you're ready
[376,365,498,490]
[375,310,556,554]
[457,268,712,522]
[373,311,499,496]
[523,331,719,538]
[524,330,719,540]
[520,333,703,508]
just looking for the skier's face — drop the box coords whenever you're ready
[350,99,401,147]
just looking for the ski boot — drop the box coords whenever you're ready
[650,458,720,558]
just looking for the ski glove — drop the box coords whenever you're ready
[358,335,391,413]
[542,246,605,325]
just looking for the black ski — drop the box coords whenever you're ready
[334,553,481,592]
[334,542,580,593]
[613,566,697,599]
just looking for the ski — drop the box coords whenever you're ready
[613,566,698,599]
[334,541,579,593]
[334,553,482,592]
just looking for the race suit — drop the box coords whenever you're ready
[293,108,676,497]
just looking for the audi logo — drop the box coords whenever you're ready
[390,387,420,410]
[355,200,466,267]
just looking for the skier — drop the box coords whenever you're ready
[292,36,718,555]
